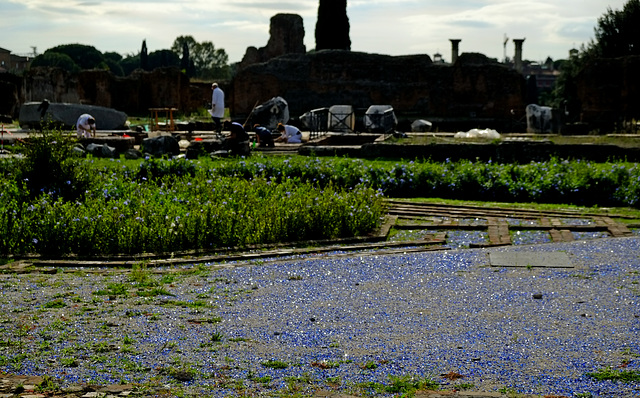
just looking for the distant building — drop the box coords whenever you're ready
[522,58,560,90]
[0,46,32,73]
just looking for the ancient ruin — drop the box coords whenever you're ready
[238,14,306,71]
[0,12,637,134]
[231,50,526,131]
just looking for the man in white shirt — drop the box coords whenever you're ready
[76,114,96,138]
[210,83,225,134]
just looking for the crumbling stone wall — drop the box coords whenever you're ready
[238,14,306,70]
[14,66,193,117]
[230,50,526,123]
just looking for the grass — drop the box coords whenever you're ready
[587,367,640,382]
[262,360,289,369]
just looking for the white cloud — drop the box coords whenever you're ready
[1,0,630,62]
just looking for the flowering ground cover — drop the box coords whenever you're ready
[1,237,639,397]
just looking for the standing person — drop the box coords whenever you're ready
[253,124,274,147]
[76,114,96,138]
[210,82,225,134]
[275,123,302,143]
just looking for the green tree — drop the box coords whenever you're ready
[170,36,229,80]
[30,52,80,73]
[171,35,198,58]
[103,52,122,63]
[552,0,640,118]
[119,54,141,75]
[593,0,640,57]
[147,49,180,69]
[103,52,124,76]
[45,44,105,70]
[180,42,190,73]
[171,36,231,80]
[196,41,229,80]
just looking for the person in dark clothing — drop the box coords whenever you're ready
[253,124,274,147]
[223,121,250,156]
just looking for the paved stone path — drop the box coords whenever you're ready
[388,199,636,248]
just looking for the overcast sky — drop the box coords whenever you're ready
[2,0,628,64]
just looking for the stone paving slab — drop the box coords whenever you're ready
[489,251,573,268]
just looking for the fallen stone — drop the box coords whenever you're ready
[489,251,573,268]
[141,135,180,157]
[124,148,142,160]
[19,102,128,130]
[411,119,433,132]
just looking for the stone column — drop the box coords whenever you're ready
[513,39,525,73]
[450,39,461,64]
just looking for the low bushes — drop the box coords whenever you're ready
[206,156,640,207]
[2,130,639,257]
[0,170,383,256]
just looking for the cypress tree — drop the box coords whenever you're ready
[140,39,149,71]
[315,0,351,51]
[180,42,190,75]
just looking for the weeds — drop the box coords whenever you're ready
[35,375,59,393]
[43,299,66,309]
[587,367,640,382]
[262,360,289,369]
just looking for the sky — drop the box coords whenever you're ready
[2,0,629,64]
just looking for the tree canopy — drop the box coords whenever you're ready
[592,0,640,58]
[170,35,230,80]
[46,44,105,70]
[28,36,230,79]
[30,52,80,73]
[553,0,639,115]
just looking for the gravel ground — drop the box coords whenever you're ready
[1,236,640,397]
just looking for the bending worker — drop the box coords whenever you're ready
[76,114,96,138]
[275,123,302,143]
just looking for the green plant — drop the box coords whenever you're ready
[456,382,475,390]
[35,375,59,393]
[43,298,66,309]
[210,331,224,342]
[311,360,340,369]
[587,367,640,382]
[130,262,152,285]
[59,357,78,367]
[499,386,518,395]
[359,360,378,370]
[385,374,439,393]
[254,375,272,383]
[93,282,129,297]
[14,126,93,202]
[262,360,288,369]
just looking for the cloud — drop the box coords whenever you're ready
[1,0,630,62]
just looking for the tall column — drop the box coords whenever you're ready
[450,39,461,64]
[513,38,525,73]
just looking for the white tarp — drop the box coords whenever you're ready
[454,128,501,139]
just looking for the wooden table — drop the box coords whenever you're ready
[149,107,178,132]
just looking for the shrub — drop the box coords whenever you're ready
[12,127,92,201]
